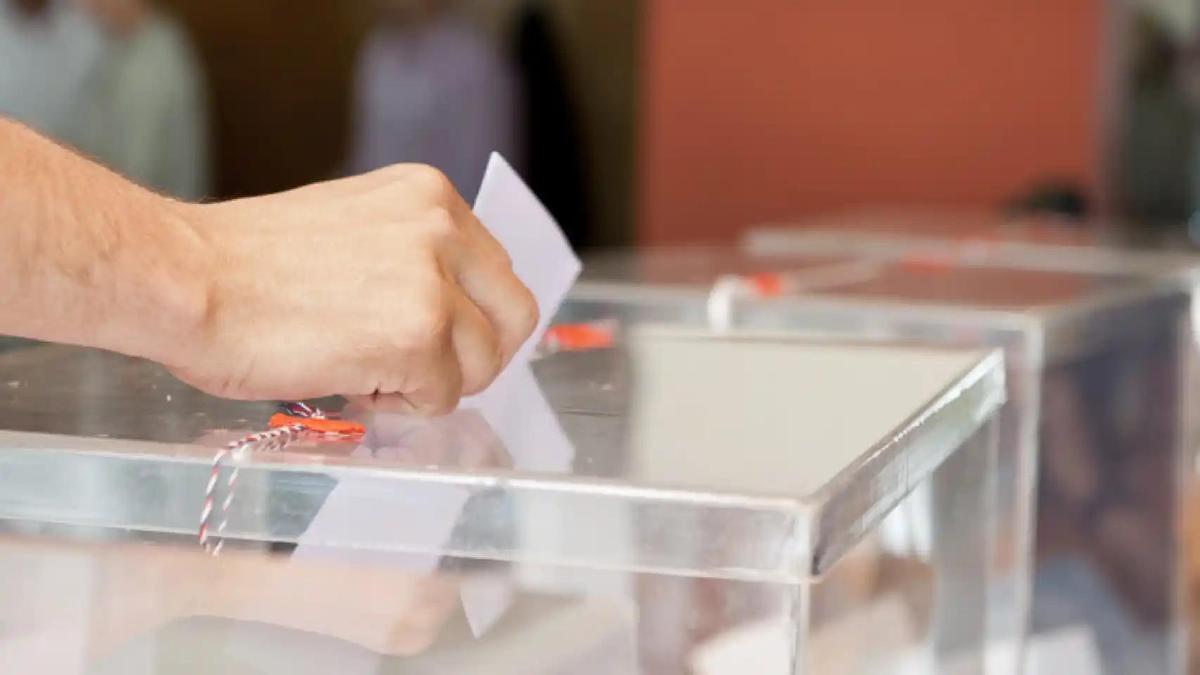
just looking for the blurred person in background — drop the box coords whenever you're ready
[1183,41,1200,228]
[510,1,590,249]
[1119,13,1196,228]
[346,0,519,201]
[0,0,104,146]
[73,0,209,200]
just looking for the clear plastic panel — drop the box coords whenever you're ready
[752,217,1200,674]
[0,421,998,675]
[559,299,1031,675]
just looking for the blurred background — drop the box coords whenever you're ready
[3,2,1200,671]
[0,0,1197,247]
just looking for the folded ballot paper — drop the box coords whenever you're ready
[291,154,582,648]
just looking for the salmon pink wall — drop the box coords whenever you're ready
[638,3,1106,244]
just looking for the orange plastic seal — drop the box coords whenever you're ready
[268,413,365,435]
[543,323,615,351]
[746,272,784,297]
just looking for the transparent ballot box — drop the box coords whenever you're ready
[563,247,1194,674]
[743,213,1200,673]
[0,335,1004,674]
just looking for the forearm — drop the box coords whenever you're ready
[0,118,210,363]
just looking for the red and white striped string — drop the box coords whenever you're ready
[198,403,362,555]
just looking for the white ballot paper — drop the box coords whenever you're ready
[471,153,581,368]
[285,154,582,653]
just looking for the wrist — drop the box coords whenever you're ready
[101,195,215,368]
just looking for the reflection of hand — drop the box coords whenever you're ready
[358,407,511,470]
[167,411,507,657]
[0,536,200,667]
[0,537,462,662]
[206,548,461,656]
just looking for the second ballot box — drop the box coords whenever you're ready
[561,245,1195,674]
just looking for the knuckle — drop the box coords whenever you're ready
[375,163,411,180]
[486,337,504,376]
[413,378,461,416]
[467,226,512,271]
[396,284,452,350]
[406,164,454,199]
[514,289,539,338]
[485,241,513,270]
[420,206,458,242]
[462,327,504,397]
[474,346,504,392]
[403,305,452,347]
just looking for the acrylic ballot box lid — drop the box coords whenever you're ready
[580,246,856,295]
[568,247,1188,365]
[0,333,1003,584]
[742,210,1200,279]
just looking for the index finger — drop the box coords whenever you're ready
[444,198,539,365]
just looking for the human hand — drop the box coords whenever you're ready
[166,165,537,414]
